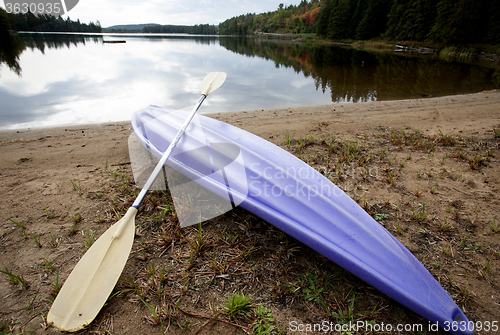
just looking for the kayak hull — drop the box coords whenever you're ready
[131,105,474,335]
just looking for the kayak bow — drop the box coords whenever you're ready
[132,105,474,335]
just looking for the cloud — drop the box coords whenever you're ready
[62,0,299,27]
[0,34,335,130]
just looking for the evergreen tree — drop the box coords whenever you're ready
[346,0,367,39]
[4,12,101,32]
[429,0,484,44]
[316,0,336,37]
[0,8,11,38]
[486,0,500,43]
[327,0,357,39]
[355,0,392,39]
[385,0,409,40]
[386,0,436,41]
[417,0,438,40]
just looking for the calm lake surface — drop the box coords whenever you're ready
[0,33,499,130]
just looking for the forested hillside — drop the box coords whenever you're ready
[220,0,500,45]
[317,0,392,40]
[3,0,500,46]
[142,24,217,35]
[318,0,500,44]
[103,23,159,33]
[219,0,322,35]
[0,8,101,33]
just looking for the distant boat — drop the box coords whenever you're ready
[103,40,126,44]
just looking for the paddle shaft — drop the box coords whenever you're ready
[131,95,206,209]
[130,71,226,210]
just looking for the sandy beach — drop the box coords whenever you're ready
[1,91,499,334]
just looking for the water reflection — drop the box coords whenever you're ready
[27,33,103,52]
[0,33,24,76]
[219,38,500,102]
[0,34,498,130]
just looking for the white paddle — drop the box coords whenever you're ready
[47,72,227,332]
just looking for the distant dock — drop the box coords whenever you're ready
[103,40,126,44]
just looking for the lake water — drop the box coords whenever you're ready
[0,33,498,130]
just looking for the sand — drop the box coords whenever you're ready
[0,91,499,334]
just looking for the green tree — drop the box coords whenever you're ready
[386,0,436,41]
[386,0,408,39]
[355,0,393,40]
[0,8,11,37]
[316,0,336,37]
[486,0,500,43]
[327,0,357,39]
[0,8,23,76]
[429,0,484,44]
[346,0,367,39]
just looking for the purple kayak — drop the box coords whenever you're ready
[131,105,474,335]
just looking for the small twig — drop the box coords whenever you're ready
[172,297,249,332]
[194,319,212,335]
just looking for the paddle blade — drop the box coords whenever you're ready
[200,72,227,96]
[47,207,137,332]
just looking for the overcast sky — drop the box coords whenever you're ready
[46,0,303,28]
